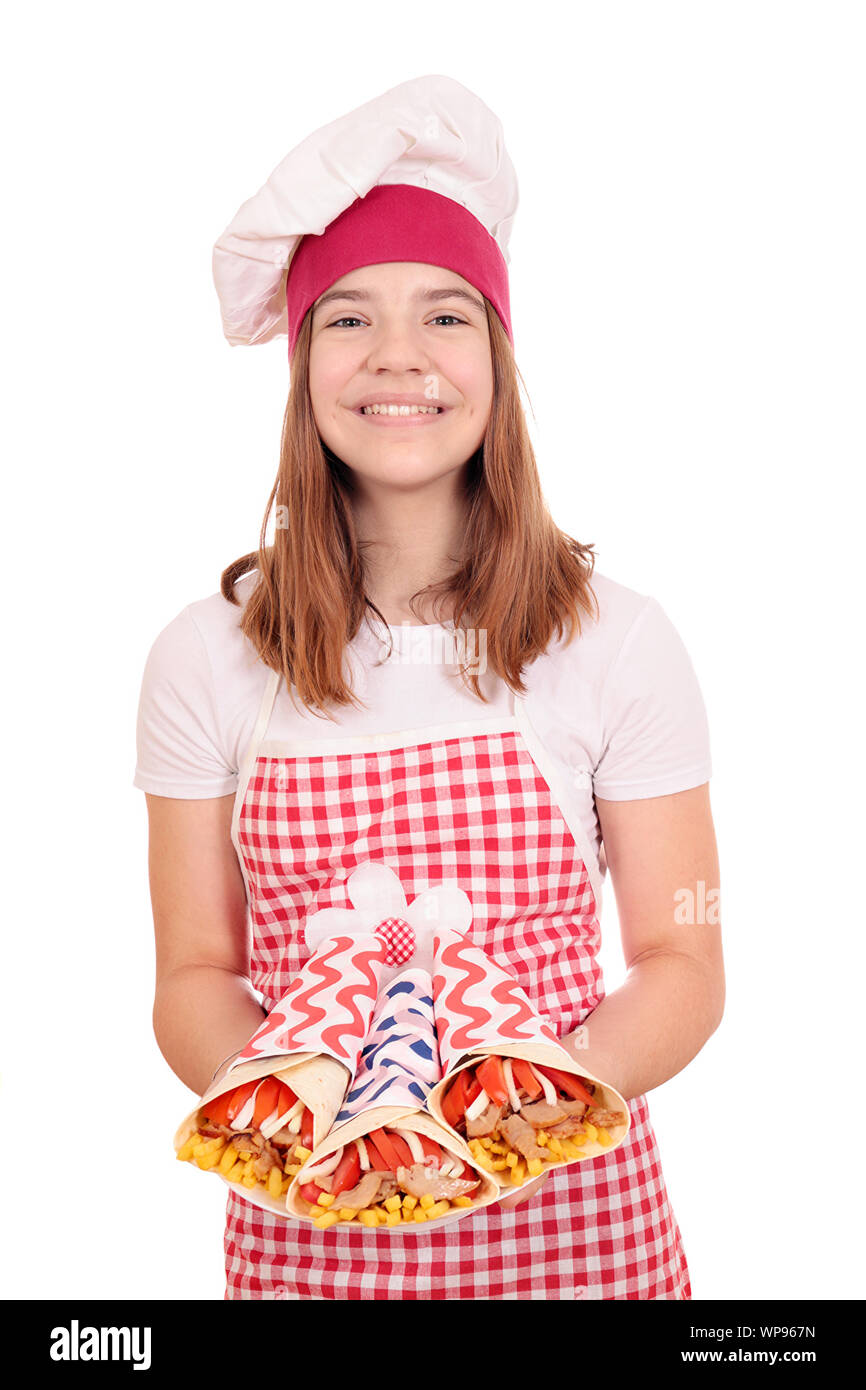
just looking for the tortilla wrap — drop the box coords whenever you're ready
[174,1051,351,1219]
[287,969,500,1229]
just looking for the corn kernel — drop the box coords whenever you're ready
[313,1211,340,1229]
[527,1158,545,1178]
[338,1207,358,1221]
[386,1211,402,1227]
[419,1193,435,1210]
[505,1152,518,1168]
[596,1129,612,1147]
[402,1195,418,1212]
[427,1200,451,1220]
[316,1192,335,1207]
[358,1210,379,1228]
[583,1124,598,1143]
[294,1145,313,1161]
[453,1196,473,1207]
[413,1208,428,1222]
[384,1196,402,1213]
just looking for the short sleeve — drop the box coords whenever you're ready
[593,597,712,800]
[132,606,238,798]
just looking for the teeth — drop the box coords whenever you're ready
[361,403,442,415]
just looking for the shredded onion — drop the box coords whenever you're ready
[392,1127,425,1163]
[528,1062,558,1105]
[503,1058,521,1112]
[301,1146,344,1181]
[355,1136,370,1171]
[230,1083,261,1131]
[464,1085,491,1122]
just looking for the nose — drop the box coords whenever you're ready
[364,318,432,375]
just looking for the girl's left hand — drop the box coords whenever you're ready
[496,1172,549,1210]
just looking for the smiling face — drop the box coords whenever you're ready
[307,262,494,494]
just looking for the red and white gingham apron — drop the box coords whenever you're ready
[224,657,692,1300]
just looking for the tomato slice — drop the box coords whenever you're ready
[300,1106,315,1150]
[511,1057,544,1099]
[475,1055,510,1107]
[225,1079,260,1124]
[251,1076,281,1129]
[385,1131,415,1167]
[201,1089,233,1127]
[418,1135,445,1164]
[363,1138,391,1172]
[369,1128,405,1170]
[330,1146,361,1199]
[442,1074,467,1129]
[535,1064,596,1107]
[299,1182,324,1205]
[276,1081,298,1117]
[464,1071,483,1106]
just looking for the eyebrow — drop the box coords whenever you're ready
[313,285,486,317]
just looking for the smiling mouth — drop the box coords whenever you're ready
[356,404,445,416]
[352,403,449,425]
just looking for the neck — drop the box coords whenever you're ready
[351,476,467,626]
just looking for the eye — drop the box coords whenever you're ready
[429,314,465,326]
[329,316,366,328]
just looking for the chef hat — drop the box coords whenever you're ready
[212,74,518,359]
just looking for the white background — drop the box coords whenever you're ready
[2,0,863,1301]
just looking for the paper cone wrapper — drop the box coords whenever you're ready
[429,928,630,1177]
[432,926,565,1070]
[227,931,388,1075]
[173,1052,351,1221]
[286,971,500,1229]
[335,968,441,1123]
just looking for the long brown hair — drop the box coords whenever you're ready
[220,299,599,717]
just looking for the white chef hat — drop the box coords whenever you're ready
[212,74,519,358]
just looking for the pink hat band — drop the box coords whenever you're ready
[285,182,513,359]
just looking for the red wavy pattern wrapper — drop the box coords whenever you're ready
[228,933,388,1076]
[432,926,561,1072]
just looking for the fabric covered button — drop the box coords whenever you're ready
[373,916,416,967]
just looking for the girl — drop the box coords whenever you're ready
[134,75,723,1299]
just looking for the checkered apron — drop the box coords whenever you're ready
[224,666,692,1300]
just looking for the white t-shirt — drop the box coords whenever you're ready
[132,570,712,880]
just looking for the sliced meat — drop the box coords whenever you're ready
[253,1140,283,1180]
[333,1170,383,1209]
[396,1163,480,1201]
[229,1130,264,1153]
[375,1176,401,1203]
[546,1116,586,1139]
[499,1115,548,1162]
[466,1102,504,1138]
[519,1101,567,1127]
[586,1108,626,1129]
[559,1100,588,1118]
